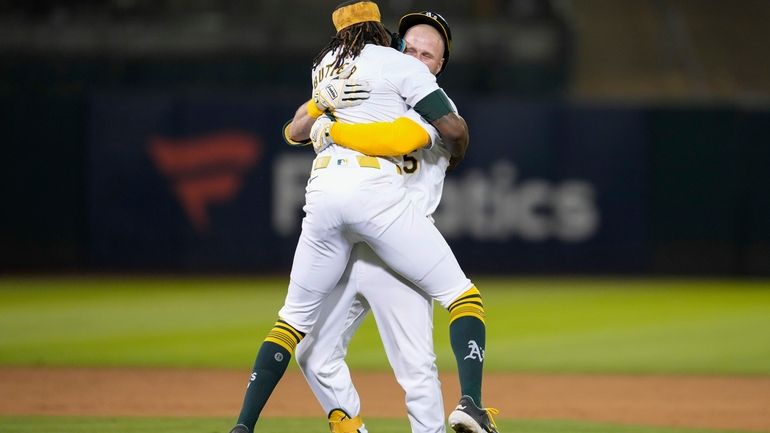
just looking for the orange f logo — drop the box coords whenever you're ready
[148,132,262,234]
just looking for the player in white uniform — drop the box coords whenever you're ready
[229,4,495,433]
[293,17,454,433]
[296,110,447,433]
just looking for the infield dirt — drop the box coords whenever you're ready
[1,367,768,432]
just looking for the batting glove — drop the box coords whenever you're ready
[310,116,334,154]
[312,67,371,113]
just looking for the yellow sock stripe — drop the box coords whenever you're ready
[450,301,484,315]
[269,328,300,347]
[264,322,304,354]
[449,305,485,324]
[329,416,363,433]
[448,287,484,323]
[450,299,484,311]
[448,286,482,311]
[265,332,295,352]
[450,311,485,324]
[275,319,305,340]
[264,336,294,353]
[266,329,296,346]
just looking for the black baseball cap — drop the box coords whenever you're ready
[398,11,452,74]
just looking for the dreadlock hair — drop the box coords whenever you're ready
[312,21,392,70]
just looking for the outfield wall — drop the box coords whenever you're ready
[2,91,768,275]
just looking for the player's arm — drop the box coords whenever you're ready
[325,116,430,156]
[286,101,430,155]
[432,112,468,170]
[323,87,466,160]
[413,89,469,167]
[283,100,316,145]
[387,56,469,166]
[310,108,437,156]
[284,69,372,145]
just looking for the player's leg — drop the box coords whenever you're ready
[297,296,371,433]
[233,205,355,433]
[295,245,371,433]
[446,287,499,433]
[231,159,409,433]
[355,246,445,433]
[359,203,498,433]
[299,242,445,433]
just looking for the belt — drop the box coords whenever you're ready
[312,155,402,175]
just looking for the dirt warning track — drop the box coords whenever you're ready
[1,367,768,432]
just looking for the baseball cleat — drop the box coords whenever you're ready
[328,408,366,433]
[228,424,249,433]
[448,395,500,433]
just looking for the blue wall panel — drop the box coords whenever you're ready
[87,95,650,273]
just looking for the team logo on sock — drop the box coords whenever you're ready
[463,340,484,362]
[247,372,257,388]
[274,352,284,362]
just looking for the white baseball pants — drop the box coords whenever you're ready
[295,243,446,433]
[279,154,472,333]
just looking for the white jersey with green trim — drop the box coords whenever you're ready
[281,40,472,335]
[401,108,451,220]
[312,43,441,164]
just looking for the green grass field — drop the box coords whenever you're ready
[1,276,768,374]
[0,276,768,433]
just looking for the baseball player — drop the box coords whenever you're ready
[229,3,494,432]
[289,11,499,433]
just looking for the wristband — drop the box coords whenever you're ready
[306,99,324,119]
[282,119,311,146]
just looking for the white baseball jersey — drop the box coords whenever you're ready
[401,108,453,218]
[295,111,454,433]
[313,44,441,166]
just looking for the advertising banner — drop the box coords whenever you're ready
[88,95,648,272]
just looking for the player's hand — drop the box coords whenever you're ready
[310,116,334,154]
[312,67,371,112]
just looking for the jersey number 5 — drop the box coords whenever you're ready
[403,155,419,173]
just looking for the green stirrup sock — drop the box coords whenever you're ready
[236,341,291,431]
[450,316,486,406]
[236,320,304,432]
